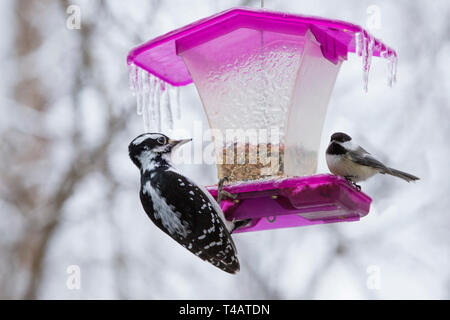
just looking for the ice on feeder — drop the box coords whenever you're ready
[362,32,374,92]
[385,52,398,87]
[355,31,374,92]
[355,31,398,91]
[128,63,136,95]
[128,63,181,133]
[168,84,181,120]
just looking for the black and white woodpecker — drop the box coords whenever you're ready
[128,133,241,274]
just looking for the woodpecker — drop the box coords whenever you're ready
[128,133,240,274]
[326,132,419,189]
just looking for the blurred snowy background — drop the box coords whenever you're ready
[0,0,448,299]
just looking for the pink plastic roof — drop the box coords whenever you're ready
[127,7,397,86]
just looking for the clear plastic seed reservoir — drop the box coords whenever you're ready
[178,28,339,182]
[127,7,397,232]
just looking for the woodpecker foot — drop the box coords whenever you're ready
[231,219,252,233]
[344,176,361,192]
[217,176,237,205]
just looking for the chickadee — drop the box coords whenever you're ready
[129,133,240,274]
[326,132,419,189]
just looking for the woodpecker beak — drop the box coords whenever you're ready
[169,138,192,149]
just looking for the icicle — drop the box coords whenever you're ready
[392,56,397,84]
[153,78,161,132]
[129,64,182,133]
[141,71,150,131]
[355,32,363,57]
[387,54,398,87]
[137,68,146,116]
[161,84,174,131]
[167,86,175,120]
[175,87,181,120]
[128,63,137,95]
[135,67,143,117]
[146,75,155,132]
[355,31,374,92]
[144,73,153,131]
[380,47,398,88]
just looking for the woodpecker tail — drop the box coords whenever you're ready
[386,168,420,182]
[210,256,240,274]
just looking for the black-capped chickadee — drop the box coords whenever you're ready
[326,132,419,189]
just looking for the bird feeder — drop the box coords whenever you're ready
[127,7,397,233]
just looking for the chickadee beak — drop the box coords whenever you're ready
[169,138,192,149]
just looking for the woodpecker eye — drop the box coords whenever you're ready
[156,137,166,145]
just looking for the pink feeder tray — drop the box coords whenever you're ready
[127,7,396,232]
[207,175,371,233]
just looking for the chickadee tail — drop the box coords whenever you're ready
[387,168,420,182]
